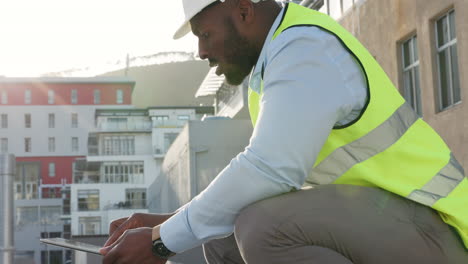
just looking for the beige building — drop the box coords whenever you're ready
[303,0,468,167]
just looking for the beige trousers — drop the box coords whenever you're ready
[203,185,468,264]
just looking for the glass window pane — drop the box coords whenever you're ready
[414,66,422,117]
[436,16,448,47]
[403,41,411,67]
[449,11,456,41]
[451,45,461,103]
[403,71,414,106]
[438,50,450,109]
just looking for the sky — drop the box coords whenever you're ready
[0,0,198,77]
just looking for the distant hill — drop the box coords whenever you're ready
[100,59,212,108]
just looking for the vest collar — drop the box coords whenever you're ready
[248,5,286,93]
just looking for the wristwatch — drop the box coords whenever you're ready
[152,238,175,259]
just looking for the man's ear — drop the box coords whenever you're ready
[237,0,255,24]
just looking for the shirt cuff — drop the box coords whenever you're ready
[160,207,203,253]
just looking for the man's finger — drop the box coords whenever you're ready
[109,217,128,236]
[104,219,130,247]
[101,229,126,256]
[102,243,121,264]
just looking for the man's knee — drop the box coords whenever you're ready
[234,198,283,260]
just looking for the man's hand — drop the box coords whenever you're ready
[100,227,166,264]
[103,213,173,247]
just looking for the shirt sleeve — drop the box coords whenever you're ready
[160,26,366,253]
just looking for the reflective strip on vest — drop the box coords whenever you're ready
[305,101,465,206]
[306,102,418,185]
[408,154,465,206]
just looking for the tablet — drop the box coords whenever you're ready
[40,238,102,255]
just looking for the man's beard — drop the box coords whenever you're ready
[222,18,258,85]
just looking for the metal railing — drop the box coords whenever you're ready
[97,121,153,132]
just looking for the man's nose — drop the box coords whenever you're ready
[198,40,209,60]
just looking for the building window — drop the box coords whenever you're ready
[48,137,55,152]
[436,10,460,111]
[1,90,7,104]
[77,190,99,211]
[152,115,169,127]
[94,89,101,104]
[401,35,422,116]
[102,162,144,184]
[16,206,39,226]
[1,114,7,128]
[78,216,101,235]
[40,232,61,239]
[125,189,146,209]
[48,163,55,177]
[24,138,31,152]
[71,113,78,128]
[102,136,135,156]
[71,89,78,104]
[48,113,55,128]
[1,138,8,153]
[15,162,40,200]
[72,137,79,152]
[177,115,190,120]
[48,90,54,104]
[41,251,63,264]
[25,89,31,104]
[116,89,123,104]
[40,206,61,225]
[25,114,31,128]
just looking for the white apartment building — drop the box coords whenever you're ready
[70,106,214,237]
[0,77,135,264]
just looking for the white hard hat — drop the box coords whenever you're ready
[173,0,265,39]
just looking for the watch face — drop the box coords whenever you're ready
[152,239,174,259]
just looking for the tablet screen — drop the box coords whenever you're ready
[40,238,102,255]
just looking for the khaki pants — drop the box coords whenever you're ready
[203,185,468,264]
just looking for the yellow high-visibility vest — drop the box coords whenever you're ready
[248,3,468,248]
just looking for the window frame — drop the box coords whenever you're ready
[24,138,32,152]
[48,137,55,152]
[435,9,460,111]
[25,113,31,128]
[48,113,55,128]
[71,113,78,128]
[116,89,124,104]
[48,163,56,177]
[48,90,54,104]
[1,138,8,153]
[71,137,79,152]
[71,89,78,104]
[1,114,8,128]
[400,34,422,117]
[1,90,7,104]
[25,89,32,104]
[94,89,101,104]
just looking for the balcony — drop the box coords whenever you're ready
[103,200,147,210]
[96,121,152,132]
[153,119,188,128]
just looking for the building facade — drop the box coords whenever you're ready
[71,106,213,238]
[307,0,468,168]
[0,77,134,264]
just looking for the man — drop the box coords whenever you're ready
[101,0,468,263]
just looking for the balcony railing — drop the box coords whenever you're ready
[153,119,188,128]
[103,200,147,210]
[97,121,152,132]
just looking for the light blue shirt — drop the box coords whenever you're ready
[160,7,367,253]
